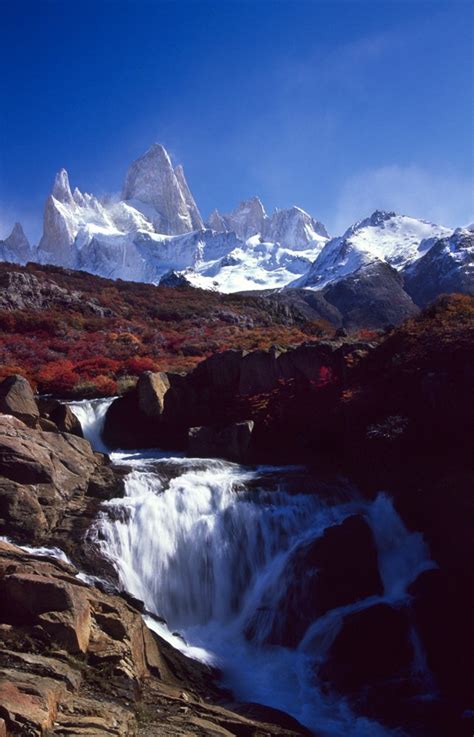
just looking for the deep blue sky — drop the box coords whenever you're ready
[1,0,473,242]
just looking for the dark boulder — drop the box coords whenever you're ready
[0,375,39,428]
[252,515,383,647]
[188,421,254,463]
[49,402,83,437]
[319,603,414,692]
[408,569,473,705]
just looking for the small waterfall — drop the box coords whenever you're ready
[92,454,434,737]
[68,397,115,453]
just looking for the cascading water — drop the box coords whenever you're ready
[68,397,115,452]
[71,399,435,737]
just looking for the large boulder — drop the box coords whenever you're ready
[188,420,254,463]
[0,375,39,428]
[0,415,123,555]
[408,569,473,705]
[137,370,170,417]
[319,603,414,692]
[47,401,84,438]
[247,515,383,647]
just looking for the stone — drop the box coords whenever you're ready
[49,402,84,437]
[319,603,414,692]
[248,515,383,647]
[0,375,39,428]
[188,421,254,463]
[137,371,170,417]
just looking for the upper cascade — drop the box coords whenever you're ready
[122,143,202,234]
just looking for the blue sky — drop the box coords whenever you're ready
[0,0,473,242]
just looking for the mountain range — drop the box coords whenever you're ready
[1,143,473,311]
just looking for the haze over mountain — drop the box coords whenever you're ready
[1,143,473,306]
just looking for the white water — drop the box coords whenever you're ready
[72,399,435,737]
[68,397,115,453]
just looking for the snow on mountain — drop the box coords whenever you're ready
[404,227,474,305]
[0,223,31,264]
[23,144,329,289]
[291,210,451,290]
[182,235,323,292]
[264,206,328,250]
[3,144,465,301]
[122,143,203,234]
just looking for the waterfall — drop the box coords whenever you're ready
[90,451,434,737]
[68,397,115,453]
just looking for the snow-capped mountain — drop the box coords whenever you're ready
[290,211,451,291]
[0,223,31,264]
[2,143,472,305]
[404,228,474,305]
[20,144,329,288]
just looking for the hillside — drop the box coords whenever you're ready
[0,262,334,396]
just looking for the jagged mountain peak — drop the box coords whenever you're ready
[52,168,74,205]
[6,222,29,246]
[206,209,227,232]
[0,222,31,265]
[122,143,202,234]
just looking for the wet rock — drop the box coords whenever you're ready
[408,568,473,704]
[254,515,383,647]
[319,603,413,692]
[0,374,39,428]
[188,420,254,463]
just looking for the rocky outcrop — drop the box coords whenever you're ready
[0,380,125,568]
[103,340,376,451]
[0,269,112,315]
[246,515,383,647]
[0,542,310,736]
[319,603,414,694]
[188,420,254,463]
[321,261,419,330]
[137,371,170,418]
[38,399,84,437]
[0,375,39,428]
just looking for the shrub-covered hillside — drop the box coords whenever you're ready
[0,262,335,396]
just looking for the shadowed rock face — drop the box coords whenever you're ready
[188,420,255,463]
[103,339,377,451]
[0,375,39,428]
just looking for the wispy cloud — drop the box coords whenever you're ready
[331,164,474,232]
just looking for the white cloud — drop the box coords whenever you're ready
[331,164,474,233]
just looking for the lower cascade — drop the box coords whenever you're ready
[73,399,436,737]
